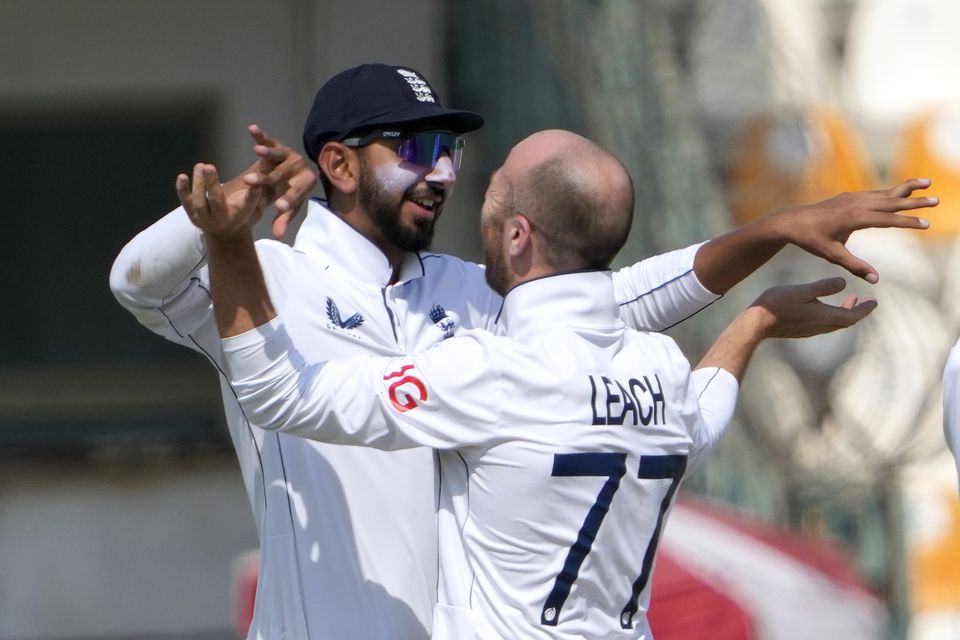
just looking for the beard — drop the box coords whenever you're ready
[358,158,437,253]
[482,220,510,296]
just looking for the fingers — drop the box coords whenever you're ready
[245,123,318,212]
[806,283,878,327]
[798,276,847,300]
[275,170,318,212]
[202,165,224,204]
[272,209,296,240]
[249,124,289,166]
[825,244,878,283]
[864,196,938,215]
[834,297,877,327]
[175,173,192,210]
[886,177,931,198]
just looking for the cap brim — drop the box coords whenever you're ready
[347,106,484,137]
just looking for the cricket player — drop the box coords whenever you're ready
[943,340,960,489]
[112,63,935,639]
[192,129,878,638]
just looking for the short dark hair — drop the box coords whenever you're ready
[515,153,634,270]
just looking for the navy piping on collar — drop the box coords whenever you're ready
[492,268,610,325]
[414,252,426,279]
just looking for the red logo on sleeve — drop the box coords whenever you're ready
[383,364,428,413]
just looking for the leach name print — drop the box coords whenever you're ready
[588,374,665,427]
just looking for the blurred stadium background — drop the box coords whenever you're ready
[1,0,959,638]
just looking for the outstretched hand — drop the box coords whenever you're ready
[696,277,875,381]
[176,163,265,240]
[749,277,876,339]
[771,178,936,284]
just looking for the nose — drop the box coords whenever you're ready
[425,153,457,189]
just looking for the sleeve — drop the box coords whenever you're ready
[943,339,960,493]
[612,242,721,332]
[222,318,503,451]
[687,367,739,471]
[109,206,213,343]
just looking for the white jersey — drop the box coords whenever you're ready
[222,271,738,639]
[943,338,960,491]
[109,199,720,640]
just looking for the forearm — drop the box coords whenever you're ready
[222,319,435,450]
[693,214,788,295]
[206,233,276,337]
[688,367,739,470]
[695,306,768,382]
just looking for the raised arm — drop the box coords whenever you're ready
[694,179,936,294]
[176,163,276,337]
[613,180,935,332]
[109,126,313,337]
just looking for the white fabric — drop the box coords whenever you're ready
[943,338,960,492]
[661,504,888,640]
[110,198,720,640]
[223,271,738,639]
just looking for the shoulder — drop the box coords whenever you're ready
[624,330,691,376]
[419,251,486,278]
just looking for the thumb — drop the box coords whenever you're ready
[842,298,878,326]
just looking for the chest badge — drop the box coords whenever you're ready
[430,304,456,339]
[326,297,365,330]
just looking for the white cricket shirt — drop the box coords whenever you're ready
[943,337,960,491]
[110,199,721,639]
[223,270,738,639]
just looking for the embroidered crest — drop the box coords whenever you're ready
[396,68,437,103]
[326,297,365,330]
[430,304,456,339]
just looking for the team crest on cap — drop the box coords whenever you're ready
[396,68,436,103]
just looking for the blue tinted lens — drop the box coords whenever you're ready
[398,132,464,170]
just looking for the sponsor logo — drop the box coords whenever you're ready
[383,363,428,412]
[326,297,364,335]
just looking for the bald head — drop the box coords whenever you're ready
[503,130,634,271]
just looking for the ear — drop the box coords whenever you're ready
[508,214,534,258]
[318,142,360,195]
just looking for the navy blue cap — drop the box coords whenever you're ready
[302,63,485,163]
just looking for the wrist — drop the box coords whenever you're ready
[762,208,795,245]
[738,304,774,343]
[205,229,256,253]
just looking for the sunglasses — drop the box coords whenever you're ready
[342,129,465,171]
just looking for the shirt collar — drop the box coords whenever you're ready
[496,270,623,341]
[293,198,426,286]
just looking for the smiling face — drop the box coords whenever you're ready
[356,139,457,253]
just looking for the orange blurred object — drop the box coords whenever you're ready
[726,108,876,225]
[889,106,960,240]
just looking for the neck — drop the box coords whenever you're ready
[328,196,405,283]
